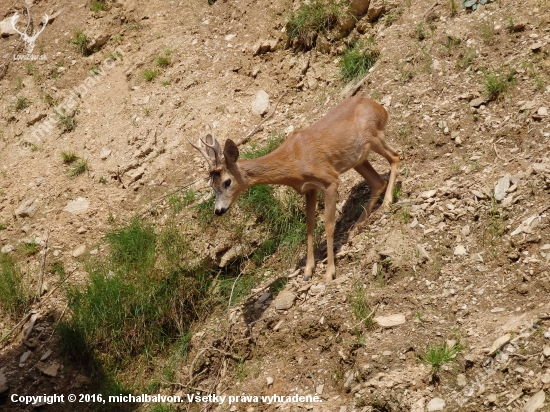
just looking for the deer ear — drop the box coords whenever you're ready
[223,139,239,164]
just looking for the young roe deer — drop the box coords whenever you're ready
[190,96,399,281]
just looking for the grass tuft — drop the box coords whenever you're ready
[143,69,159,82]
[68,159,89,177]
[0,254,29,318]
[419,339,464,373]
[14,97,30,111]
[70,30,89,56]
[286,0,347,49]
[350,282,374,329]
[483,68,516,100]
[340,39,379,80]
[61,151,78,164]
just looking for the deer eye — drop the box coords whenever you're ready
[224,179,232,189]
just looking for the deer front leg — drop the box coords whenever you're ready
[304,189,317,280]
[324,183,338,281]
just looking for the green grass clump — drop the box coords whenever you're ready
[143,69,159,82]
[286,0,347,49]
[91,0,106,12]
[340,40,380,80]
[419,339,464,373]
[70,30,89,56]
[68,159,89,177]
[349,283,374,328]
[155,50,173,68]
[0,223,6,231]
[21,239,39,255]
[61,151,78,164]
[167,189,196,214]
[14,97,30,111]
[57,112,77,133]
[57,219,215,365]
[0,254,29,318]
[483,68,515,100]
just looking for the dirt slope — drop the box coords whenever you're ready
[1,0,550,411]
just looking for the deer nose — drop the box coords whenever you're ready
[215,207,227,216]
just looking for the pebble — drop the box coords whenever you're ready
[19,351,31,366]
[100,148,111,160]
[457,373,467,387]
[538,107,548,116]
[309,284,326,295]
[427,397,445,411]
[38,363,60,377]
[266,376,273,386]
[543,346,550,357]
[258,292,271,303]
[15,198,37,218]
[487,394,497,404]
[316,384,324,395]
[40,350,52,361]
[489,333,511,354]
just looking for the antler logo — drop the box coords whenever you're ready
[10,11,49,54]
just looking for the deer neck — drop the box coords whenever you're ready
[238,149,298,188]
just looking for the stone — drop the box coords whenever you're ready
[0,16,18,37]
[454,245,467,256]
[523,390,545,412]
[258,292,271,303]
[489,333,511,354]
[538,107,548,116]
[40,349,52,361]
[0,370,8,394]
[15,198,36,218]
[511,215,541,236]
[487,394,497,404]
[470,97,487,107]
[72,245,86,258]
[100,148,111,160]
[415,244,432,262]
[251,90,269,116]
[494,174,510,201]
[530,42,543,52]
[309,284,326,295]
[274,291,295,310]
[219,245,245,267]
[316,384,324,395]
[543,346,550,357]
[418,189,437,199]
[457,373,467,387]
[36,177,45,186]
[38,363,60,377]
[427,397,445,411]
[63,197,90,214]
[1,244,13,253]
[20,351,31,365]
[367,0,386,21]
[266,376,274,386]
[349,0,371,15]
[374,314,406,327]
[88,33,110,52]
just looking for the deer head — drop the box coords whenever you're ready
[11,11,49,54]
[189,134,244,216]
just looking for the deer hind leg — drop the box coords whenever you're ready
[304,189,317,280]
[349,160,387,238]
[371,132,400,213]
[324,183,338,281]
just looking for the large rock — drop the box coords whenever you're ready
[63,197,89,214]
[274,291,295,310]
[350,0,371,15]
[15,198,37,218]
[523,390,546,412]
[367,0,387,21]
[374,314,406,327]
[0,16,17,37]
[252,91,269,116]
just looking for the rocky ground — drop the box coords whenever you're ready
[1,0,550,411]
